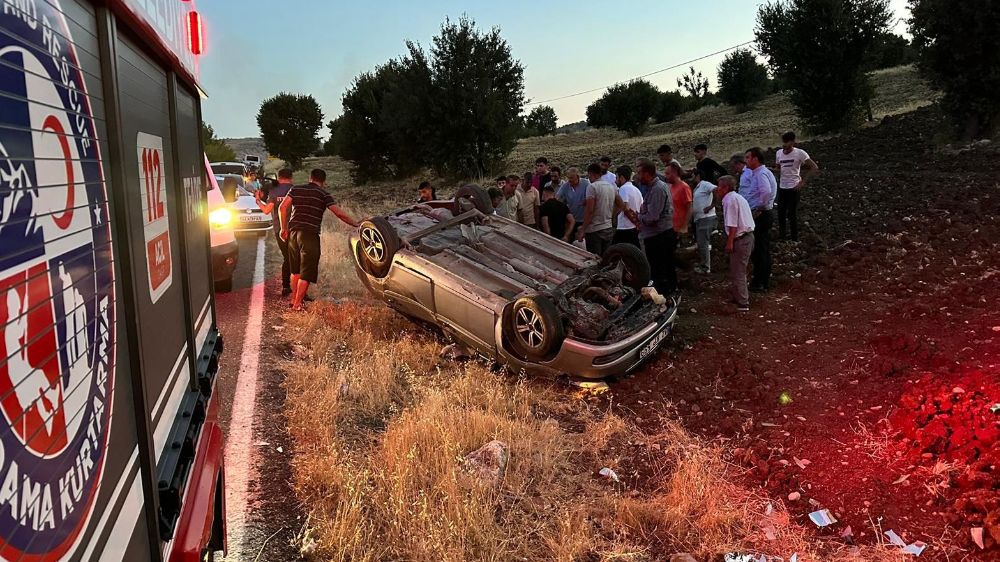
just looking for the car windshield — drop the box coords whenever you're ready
[212,163,246,176]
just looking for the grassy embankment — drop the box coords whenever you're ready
[278,65,930,561]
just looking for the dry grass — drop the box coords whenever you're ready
[281,298,911,561]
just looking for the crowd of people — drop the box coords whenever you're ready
[256,132,818,313]
[472,133,819,311]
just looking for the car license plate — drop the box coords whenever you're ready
[239,215,263,222]
[639,329,669,360]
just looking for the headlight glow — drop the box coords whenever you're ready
[209,208,232,227]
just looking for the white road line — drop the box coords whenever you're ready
[223,236,267,556]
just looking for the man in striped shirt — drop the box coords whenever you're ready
[279,169,359,310]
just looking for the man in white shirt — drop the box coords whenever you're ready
[599,156,617,186]
[718,175,755,312]
[775,131,819,241]
[690,168,718,273]
[577,163,623,256]
[613,165,643,247]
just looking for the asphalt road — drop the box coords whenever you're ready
[213,230,302,561]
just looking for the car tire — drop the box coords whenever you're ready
[358,216,401,278]
[215,277,233,293]
[505,295,564,360]
[452,184,493,216]
[602,244,651,289]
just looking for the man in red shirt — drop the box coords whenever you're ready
[665,162,692,235]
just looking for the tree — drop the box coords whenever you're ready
[654,90,687,123]
[717,48,771,111]
[677,66,710,99]
[910,0,999,140]
[586,80,661,136]
[523,105,558,137]
[422,17,525,177]
[321,117,343,157]
[256,92,324,169]
[201,123,236,162]
[865,32,917,71]
[756,0,891,132]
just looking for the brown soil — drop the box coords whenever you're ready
[613,107,1000,560]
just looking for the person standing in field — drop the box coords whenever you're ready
[657,144,683,169]
[627,162,676,295]
[775,131,819,241]
[518,171,540,227]
[532,157,553,190]
[717,175,755,311]
[416,180,435,203]
[497,175,525,221]
[556,167,589,240]
[256,167,295,295]
[539,184,575,242]
[599,156,617,185]
[613,165,643,247]
[690,168,718,273]
[577,163,619,255]
[665,162,693,237]
[279,169,359,311]
[488,187,504,214]
[693,143,727,184]
[729,154,752,193]
[544,165,563,190]
[743,147,778,293]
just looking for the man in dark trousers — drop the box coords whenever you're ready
[775,131,819,241]
[624,161,676,295]
[256,167,294,295]
[279,169,359,310]
[742,147,778,292]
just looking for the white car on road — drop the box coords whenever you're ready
[215,173,273,233]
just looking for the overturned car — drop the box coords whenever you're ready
[349,186,679,379]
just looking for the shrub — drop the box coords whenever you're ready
[522,105,558,137]
[201,122,235,162]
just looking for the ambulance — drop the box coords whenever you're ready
[1,0,226,559]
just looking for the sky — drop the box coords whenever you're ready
[197,0,912,139]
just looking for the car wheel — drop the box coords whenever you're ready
[452,184,493,215]
[505,295,564,360]
[215,277,233,293]
[358,216,401,278]
[602,244,651,289]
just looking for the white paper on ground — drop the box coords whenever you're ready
[971,527,985,549]
[808,509,837,527]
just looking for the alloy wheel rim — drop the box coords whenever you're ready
[361,226,386,263]
[515,307,545,349]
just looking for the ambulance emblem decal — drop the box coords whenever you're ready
[0,1,116,558]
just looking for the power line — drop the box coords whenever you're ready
[525,40,756,107]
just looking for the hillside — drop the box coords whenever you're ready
[510,65,935,172]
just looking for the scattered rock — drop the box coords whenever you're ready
[439,342,472,361]
[598,467,620,483]
[788,491,801,501]
[462,440,509,487]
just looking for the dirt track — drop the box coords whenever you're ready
[614,107,1000,559]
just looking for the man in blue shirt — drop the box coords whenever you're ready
[555,167,589,240]
[624,161,677,295]
[744,147,778,292]
[256,167,295,295]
